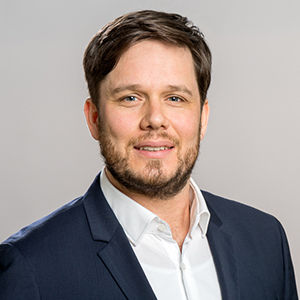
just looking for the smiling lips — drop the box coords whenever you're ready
[138,146,171,151]
[134,141,174,156]
[134,140,174,150]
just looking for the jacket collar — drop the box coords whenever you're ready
[83,173,119,242]
[83,173,157,299]
[203,190,240,300]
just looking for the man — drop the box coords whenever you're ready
[0,10,297,300]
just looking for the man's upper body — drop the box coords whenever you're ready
[0,172,297,299]
[0,10,298,299]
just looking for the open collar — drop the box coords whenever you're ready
[100,168,211,244]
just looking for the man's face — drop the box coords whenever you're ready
[86,40,209,199]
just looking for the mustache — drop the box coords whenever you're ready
[127,132,180,147]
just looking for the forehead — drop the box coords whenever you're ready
[100,40,199,95]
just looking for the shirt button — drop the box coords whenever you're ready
[157,224,166,232]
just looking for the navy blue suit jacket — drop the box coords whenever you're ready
[0,174,298,299]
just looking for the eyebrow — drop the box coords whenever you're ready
[110,84,142,95]
[166,85,193,97]
[110,84,193,97]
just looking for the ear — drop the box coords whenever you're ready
[200,100,209,140]
[84,98,99,140]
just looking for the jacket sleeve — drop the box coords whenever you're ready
[0,243,40,300]
[277,220,298,300]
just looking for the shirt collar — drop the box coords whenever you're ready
[189,177,210,237]
[100,168,210,245]
[100,168,156,245]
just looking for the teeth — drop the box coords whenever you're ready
[139,146,170,151]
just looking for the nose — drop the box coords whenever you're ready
[139,98,169,131]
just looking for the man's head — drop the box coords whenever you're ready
[83,10,211,199]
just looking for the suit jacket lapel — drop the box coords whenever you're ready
[98,226,157,300]
[205,193,240,300]
[83,174,156,300]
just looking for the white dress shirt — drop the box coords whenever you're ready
[100,169,222,300]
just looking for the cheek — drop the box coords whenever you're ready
[101,108,138,142]
[172,111,200,142]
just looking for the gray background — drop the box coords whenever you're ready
[1,0,299,287]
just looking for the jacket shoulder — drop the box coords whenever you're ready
[0,196,90,299]
[201,190,282,234]
[1,196,86,252]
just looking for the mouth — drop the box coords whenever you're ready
[133,141,175,158]
[134,146,174,152]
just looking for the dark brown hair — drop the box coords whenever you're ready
[83,10,212,108]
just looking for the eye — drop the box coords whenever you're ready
[168,96,183,102]
[123,95,138,102]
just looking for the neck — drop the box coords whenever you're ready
[105,168,192,249]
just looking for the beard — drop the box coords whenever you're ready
[98,120,200,200]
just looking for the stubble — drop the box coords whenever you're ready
[97,119,200,199]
